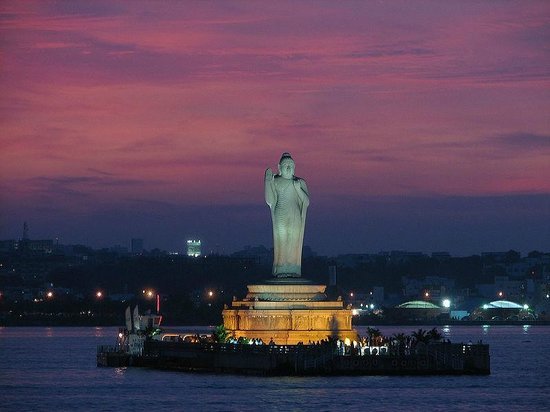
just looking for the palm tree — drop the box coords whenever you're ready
[427,327,443,343]
[412,328,429,344]
[213,324,229,343]
[366,327,382,346]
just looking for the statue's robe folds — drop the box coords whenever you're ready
[265,175,309,276]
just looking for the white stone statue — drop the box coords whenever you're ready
[265,153,310,277]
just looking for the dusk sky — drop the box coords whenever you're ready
[1,1,549,256]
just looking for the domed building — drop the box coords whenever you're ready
[469,300,535,321]
[397,301,441,310]
[385,300,449,322]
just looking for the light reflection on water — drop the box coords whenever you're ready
[114,367,127,378]
[0,325,549,411]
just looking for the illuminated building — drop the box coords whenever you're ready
[131,238,144,255]
[470,300,535,321]
[385,300,448,322]
[187,239,201,257]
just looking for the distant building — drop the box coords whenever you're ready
[232,245,271,265]
[335,254,376,268]
[402,275,455,300]
[17,239,54,254]
[109,245,128,255]
[432,252,451,260]
[469,300,534,321]
[1,222,53,254]
[384,251,428,264]
[131,238,144,255]
[0,240,18,252]
[328,265,337,286]
[505,261,530,278]
[372,286,384,303]
[187,239,201,257]
[385,300,448,322]
[481,251,514,263]
[26,240,54,253]
[475,275,530,302]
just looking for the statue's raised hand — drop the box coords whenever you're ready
[265,168,274,181]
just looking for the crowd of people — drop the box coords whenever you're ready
[213,327,449,357]
[226,337,267,345]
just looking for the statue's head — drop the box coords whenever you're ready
[278,152,295,179]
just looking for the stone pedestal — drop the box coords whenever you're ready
[222,280,357,345]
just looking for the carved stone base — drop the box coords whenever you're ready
[245,283,327,302]
[222,281,358,345]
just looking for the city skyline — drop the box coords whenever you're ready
[3,223,549,258]
[1,1,549,256]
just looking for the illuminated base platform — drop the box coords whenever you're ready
[222,280,358,345]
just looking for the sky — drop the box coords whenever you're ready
[1,1,549,257]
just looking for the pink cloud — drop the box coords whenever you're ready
[1,1,549,251]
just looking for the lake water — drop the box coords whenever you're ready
[1,325,549,411]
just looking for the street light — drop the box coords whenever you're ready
[96,290,103,299]
[442,299,451,308]
[142,289,160,313]
[46,291,54,299]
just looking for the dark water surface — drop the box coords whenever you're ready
[1,325,549,411]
